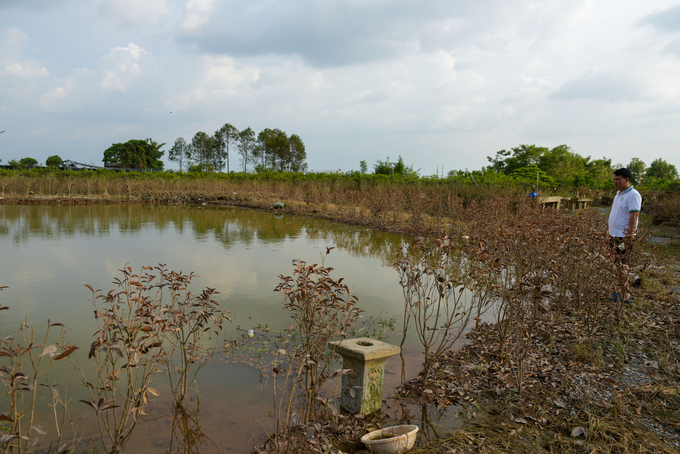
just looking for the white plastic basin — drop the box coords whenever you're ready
[360,424,419,454]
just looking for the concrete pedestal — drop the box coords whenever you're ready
[328,337,400,415]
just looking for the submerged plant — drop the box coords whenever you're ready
[79,264,229,453]
[0,318,81,454]
[152,266,230,403]
[259,248,362,452]
[395,237,479,386]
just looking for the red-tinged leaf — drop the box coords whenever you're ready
[50,322,64,327]
[80,400,98,411]
[12,372,29,382]
[54,346,79,360]
[0,414,13,422]
[99,402,119,412]
[0,307,9,311]
[84,284,94,292]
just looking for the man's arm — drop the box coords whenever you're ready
[625,211,640,239]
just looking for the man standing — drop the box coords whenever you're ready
[607,168,642,303]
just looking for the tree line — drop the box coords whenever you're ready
[1,155,63,169]
[482,144,678,189]
[167,124,307,173]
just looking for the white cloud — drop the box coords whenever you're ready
[39,43,151,111]
[1,61,49,78]
[550,72,647,103]
[39,70,90,112]
[0,26,29,54]
[100,43,148,92]
[99,0,171,27]
[180,0,216,34]
[0,27,50,82]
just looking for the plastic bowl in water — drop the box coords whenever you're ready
[360,424,419,454]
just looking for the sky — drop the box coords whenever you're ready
[1,0,679,175]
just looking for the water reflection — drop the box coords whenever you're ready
[384,402,464,448]
[165,403,219,454]
[0,204,414,453]
[0,204,476,453]
[0,205,402,266]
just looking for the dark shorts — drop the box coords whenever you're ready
[610,236,633,264]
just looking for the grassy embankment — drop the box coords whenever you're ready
[0,169,535,236]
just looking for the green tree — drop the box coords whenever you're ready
[646,158,678,181]
[215,123,239,173]
[103,139,165,170]
[253,128,293,171]
[19,157,38,168]
[486,149,511,173]
[144,138,166,170]
[253,129,274,169]
[269,129,290,171]
[45,155,62,167]
[8,159,19,169]
[627,158,646,185]
[373,157,395,175]
[288,134,307,172]
[373,156,417,176]
[510,164,555,188]
[168,137,189,172]
[237,127,256,172]
[359,160,368,174]
[188,132,214,171]
[503,145,548,175]
[538,145,585,178]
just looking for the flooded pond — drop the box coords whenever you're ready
[0,204,464,452]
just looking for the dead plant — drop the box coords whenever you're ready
[0,317,82,454]
[262,248,362,452]
[395,236,478,386]
[79,264,229,453]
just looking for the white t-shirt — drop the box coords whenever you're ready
[608,186,642,237]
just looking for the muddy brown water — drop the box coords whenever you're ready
[0,204,466,452]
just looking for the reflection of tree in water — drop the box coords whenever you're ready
[143,402,219,454]
[304,225,405,266]
[165,402,219,454]
[0,205,406,264]
[386,402,459,446]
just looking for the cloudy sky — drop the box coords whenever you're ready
[1,0,679,174]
